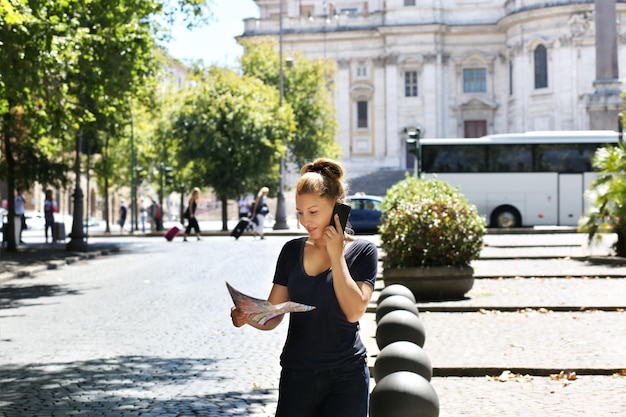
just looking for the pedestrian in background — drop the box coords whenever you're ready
[251,186,270,239]
[237,194,251,219]
[183,187,201,241]
[118,201,128,233]
[43,189,57,243]
[139,198,148,233]
[231,158,378,417]
[15,189,26,244]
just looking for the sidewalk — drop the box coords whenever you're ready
[363,263,626,372]
[0,241,121,284]
[0,218,303,283]
[361,233,626,416]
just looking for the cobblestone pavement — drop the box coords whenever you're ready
[1,232,625,416]
[1,236,287,416]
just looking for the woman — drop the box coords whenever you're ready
[231,158,378,417]
[252,186,269,239]
[183,187,201,241]
[43,189,57,243]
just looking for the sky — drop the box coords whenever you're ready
[165,0,260,67]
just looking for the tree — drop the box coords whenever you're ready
[1,0,214,248]
[239,38,340,168]
[68,0,213,234]
[170,66,296,230]
[60,0,164,240]
[0,0,76,251]
[579,139,626,257]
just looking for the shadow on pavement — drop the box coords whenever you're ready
[0,356,277,416]
[0,242,125,279]
[0,283,82,310]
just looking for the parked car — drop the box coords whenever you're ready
[84,217,100,227]
[345,194,383,234]
[25,211,46,230]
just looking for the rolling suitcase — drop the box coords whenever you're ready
[164,225,181,241]
[231,217,252,240]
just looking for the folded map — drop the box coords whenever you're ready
[226,282,316,325]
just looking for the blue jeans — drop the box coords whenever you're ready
[275,363,370,417]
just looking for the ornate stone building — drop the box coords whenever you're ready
[241,0,626,176]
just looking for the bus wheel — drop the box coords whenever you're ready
[490,206,521,228]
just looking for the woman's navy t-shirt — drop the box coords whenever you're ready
[273,237,378,370]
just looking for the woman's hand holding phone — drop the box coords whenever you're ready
[330,203,351,232]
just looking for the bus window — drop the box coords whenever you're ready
[423,145,487,172]
[536,144,594,173]
[489,144,532,172]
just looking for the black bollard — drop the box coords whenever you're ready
[370,371,440,417]
[378,283,416,305]
[374,341,432,382]
[375,309,425,350]
[376,294,419,323]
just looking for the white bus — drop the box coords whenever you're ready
[418,130,620,228]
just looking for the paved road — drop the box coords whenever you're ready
[1,236,288,416]
[1,233,625,416]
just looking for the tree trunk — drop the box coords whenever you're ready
[221,195,228,232]
[2,110,17,251]
[104,176,110,234]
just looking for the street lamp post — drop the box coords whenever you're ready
[67,130,88,251]
[158,163,165,231]
[130,118,136,235]
[133,166,142,232]
[273,0,289,230]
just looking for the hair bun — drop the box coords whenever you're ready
[304,160,342,180]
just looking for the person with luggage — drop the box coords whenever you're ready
[237,194,251,219]
[251,186,270,239]
[183,187,201,242]
[230,158,378,417]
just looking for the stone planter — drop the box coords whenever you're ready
[382,265,474,301]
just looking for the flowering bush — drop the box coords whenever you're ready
[379,175,486,268]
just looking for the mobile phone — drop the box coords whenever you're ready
[330,203,351,231]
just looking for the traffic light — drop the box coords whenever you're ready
[134,167,143,185]
[404,127,422,177]
[164,166,174,186]
[405,127,421,156]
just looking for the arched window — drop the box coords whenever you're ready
[534,45,548,89]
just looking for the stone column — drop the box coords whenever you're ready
[587,0,623,130]
[595,0,618,80]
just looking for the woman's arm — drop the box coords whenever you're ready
[332,265,373,323]
[326,216,375,322]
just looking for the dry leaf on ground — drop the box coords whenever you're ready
[488,370,533,382]
[550,371,577,381]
